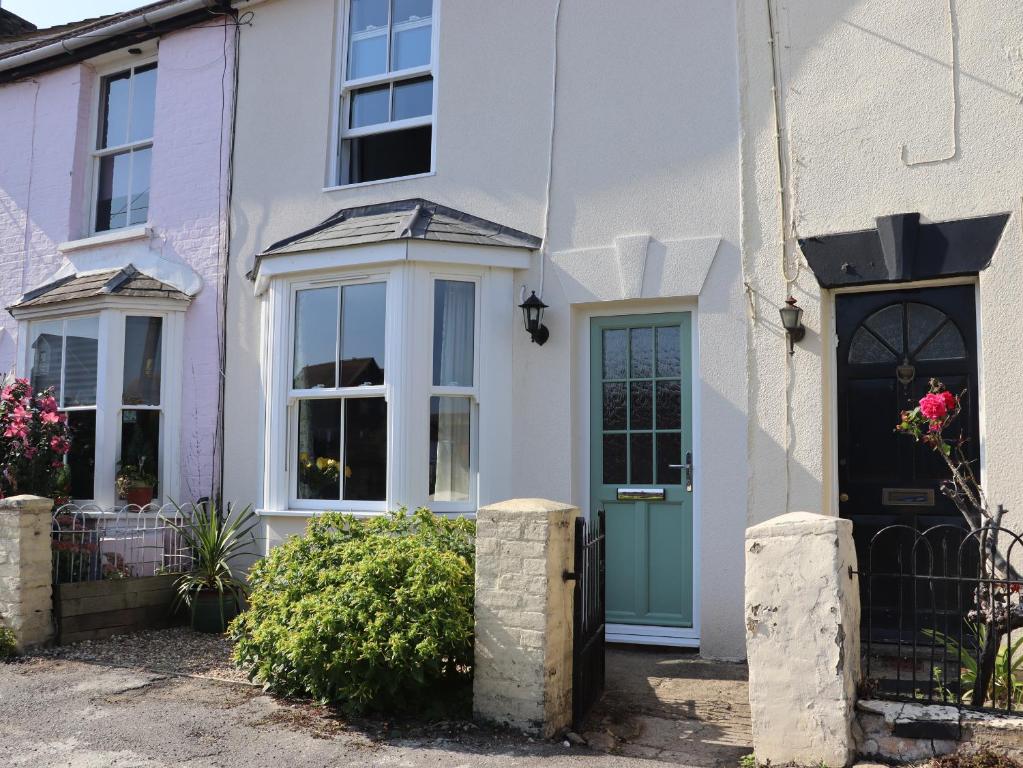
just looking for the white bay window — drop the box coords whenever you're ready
[15,293,186,508]
[262,262,514,516]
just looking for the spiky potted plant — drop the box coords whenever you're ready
[168,500,258,633]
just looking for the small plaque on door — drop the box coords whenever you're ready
[882,488,935,507]
[617,488,665,501]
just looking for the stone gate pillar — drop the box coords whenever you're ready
[0,495,54,651]
[745,512,861,767]
[473,498,578,737]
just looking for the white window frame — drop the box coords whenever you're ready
[262,258,509,517]
[329,0,440,188]
[285,272,392,512]
[16,301,186,510]
[425,272,480,513]
[89,55,158,236]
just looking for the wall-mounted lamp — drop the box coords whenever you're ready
[779,295,805,355]
[519,291,550,346]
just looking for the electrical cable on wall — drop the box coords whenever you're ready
[526,0,563,305]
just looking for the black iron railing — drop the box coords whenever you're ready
[567,509,606,730]
[854,520,1023,714]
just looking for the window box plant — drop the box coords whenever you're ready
[115,457,157,507]
[168,500,258,633]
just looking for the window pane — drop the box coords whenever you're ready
[29,320,63,401]
[99,70,130,149]
[293,287,338,389]
[392,76,432,121]
[123,317,162,405]
[67,410,96,500]
[129,147,151,226]
[656,325,681,377]
[630,327,653,378]
[630,433,653,484]
[629,381,652,429]
[297,399,342,500]
[391,0,433,71]
[120,409,160,499]
[655,380,681,430]
[342,124,431,183]
[432,280,474,386]
[129,63,157,143]
[350,84,390,128]
[64,317,99,407]
[96,151,131,232]
[344,397,386,501]
[340,283,386,386]
[656,433,682,485]
[603,433,626,485]
[602,329,627,379]
[348,0,388,80]
[429,397,471,502]
[602,382,626,430]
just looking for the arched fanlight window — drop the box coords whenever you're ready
[848,302,966,365]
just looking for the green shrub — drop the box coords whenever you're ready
[0,625,16,660]
[231,508,475,715]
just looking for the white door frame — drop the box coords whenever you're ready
[573,297,701,648]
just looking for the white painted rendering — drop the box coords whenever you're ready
[224,0,746,658]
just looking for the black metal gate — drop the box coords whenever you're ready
[567,509,606,730]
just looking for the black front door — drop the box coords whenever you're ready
[837,285,980,634]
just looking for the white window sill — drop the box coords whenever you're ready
[255,507,477,519]
[322,171,435,193]
[59,226,151,253]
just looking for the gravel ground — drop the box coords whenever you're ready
[33,627,252,684]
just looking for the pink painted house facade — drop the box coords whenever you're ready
[0,3,241,508]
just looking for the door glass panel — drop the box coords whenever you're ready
[293,287,338,389]
[863,305,904,354]
[630,433,653,484]
[849,328,897,364]
[917,322,966,361]
[907,303,947,355]
[123,316,162,405]
[429,396,470,502]
[629,381,652,429]
[602,329,627,379]
[602,382,626,430]
[341,282,386,386]
[63,317,99,407]
[344,397,387,501]
[603,434,626,484]
[630,328,653,378]
[656,325,681,377]
[656,380,681,430]
[657,432,682,485]
[296,399,342,500]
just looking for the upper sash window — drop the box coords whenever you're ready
[94,62,157,233]
[336,0,435,185]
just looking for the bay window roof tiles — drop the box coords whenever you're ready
[9,265,189,312]
[257,198,541,260]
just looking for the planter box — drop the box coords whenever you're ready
[53,574,185,645]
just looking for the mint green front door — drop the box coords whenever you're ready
[590,313,694,628]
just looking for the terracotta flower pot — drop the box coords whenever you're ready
[124,486,154,507]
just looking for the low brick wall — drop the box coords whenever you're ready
[54,574,183,645]
[856,699,1023,762]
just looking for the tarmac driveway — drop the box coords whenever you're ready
[0,648,750,767]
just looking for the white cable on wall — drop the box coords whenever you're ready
[533,0,563,302]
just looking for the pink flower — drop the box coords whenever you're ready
[11,405,29,422]
[4,422,28,439]
[1,386,14,403]
[40,411,60,424]
[919,392,950,421]
[38,395,57,413]
[49,436,70,454]
[941,391,956,412]
[23,447,36,459]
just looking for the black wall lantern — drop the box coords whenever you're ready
[519,291,550,346]
[779,295,805,355]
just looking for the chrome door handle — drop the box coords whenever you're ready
[669,452,694,492]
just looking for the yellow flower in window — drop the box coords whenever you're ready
[344,465,353,479]
[316,457,328,471]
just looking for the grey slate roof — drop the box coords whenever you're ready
[9,265,190,312]
[254,199,541,273]
[0,9,37,39]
